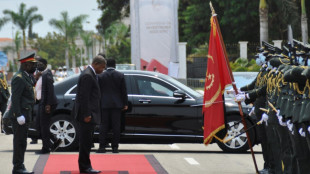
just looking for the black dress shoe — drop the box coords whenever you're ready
[112,148,119,153]
[80,168,101,173]
[35,149,50,154]
[51,138,62,152]
[30,139,38,144]
[259,168,273,174]
[105,143,111,148]
[96,148,106,153]
[12,168,34,174]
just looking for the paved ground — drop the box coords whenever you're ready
[0,132,264,174]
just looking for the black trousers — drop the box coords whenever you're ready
[36,103,57,151]
[78,121,95,171]
[291,124,310,174]
[99,109,121,148]
[255,106,273,169]
[12,120,28,171]
[0,100,7,114]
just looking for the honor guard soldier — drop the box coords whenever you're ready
[301,68,310,151]
[282,65,310,173]
[231,42,275,174]
[9,53,37,174]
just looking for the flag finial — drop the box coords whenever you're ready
[209,2,216,16]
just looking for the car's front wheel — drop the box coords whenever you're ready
[216,115,255,153]
[50,114,79,151]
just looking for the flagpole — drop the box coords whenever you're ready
[209,2,259,174]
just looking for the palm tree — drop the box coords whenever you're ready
[49,11,88,68]
[96,34,104,53]
[0,16,8,30]
[301,0,308,43]
[3,3,43,50]
[14,31,22,60]
[80,31,94,64]
[259,0,268,45]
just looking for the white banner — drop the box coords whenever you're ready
[131,0,179,74]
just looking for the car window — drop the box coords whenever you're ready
[70,86,77,94]
[69,76,131,95]
[133,75,176,97]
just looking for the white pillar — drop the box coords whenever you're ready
[238,41,248,59]
[273,40,282,49]
[178,42,187,79]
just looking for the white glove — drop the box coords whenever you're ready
[234,93,247,102]
[287,120,294,132]
[260,113,269,126]
[277,116,287,127]
[299,128,306,137]
[17,115,26,125]
[276,109,280,117]
[226,87,243,95]
[249,107,255,116]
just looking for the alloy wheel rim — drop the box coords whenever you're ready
[50,120,76,148]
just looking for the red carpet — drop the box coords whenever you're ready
[33,154,167,174]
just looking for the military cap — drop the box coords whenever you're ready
[289,66,307,83]
[19,52,37,63]
[283,69,294,82]
[296,50,305,56]
[301,68,310,80]
[270,58,290,68]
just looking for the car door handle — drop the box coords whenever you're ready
[138,99,151,104]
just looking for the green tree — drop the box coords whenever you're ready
[268,0,299,40]
[29,32,66,69]
[104,22,130,63]
[49,11,88,68]
[14,31,22,60]
[0,16,8,30]
[3,3,43,50]
[80,31,93,64]
[96,0,129,34]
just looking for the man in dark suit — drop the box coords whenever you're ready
[9,53,37,174]
[34,57,61,154]
[97,59,128,153]
[74,55,106,174]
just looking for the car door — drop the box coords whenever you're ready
[62,76,135,135]
[130,74,199,137]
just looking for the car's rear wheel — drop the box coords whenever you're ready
[50,114,79,151]
[216,115,255,153]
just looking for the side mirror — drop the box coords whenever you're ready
[173,90,186,99]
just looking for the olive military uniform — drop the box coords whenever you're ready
[240,65,273,171]
[9,70,36,172]
[9,53,37,174]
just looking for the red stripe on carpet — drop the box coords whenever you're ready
[34,154,166,174]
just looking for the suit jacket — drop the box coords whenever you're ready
[41,69,58,106]
[99,68,128,109]
[9,69,36,122]
[74,66,101,124]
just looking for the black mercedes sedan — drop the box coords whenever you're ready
[2,70,258,153]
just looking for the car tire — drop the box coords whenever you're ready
[50,114,79,151]
[216,115,255,153]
